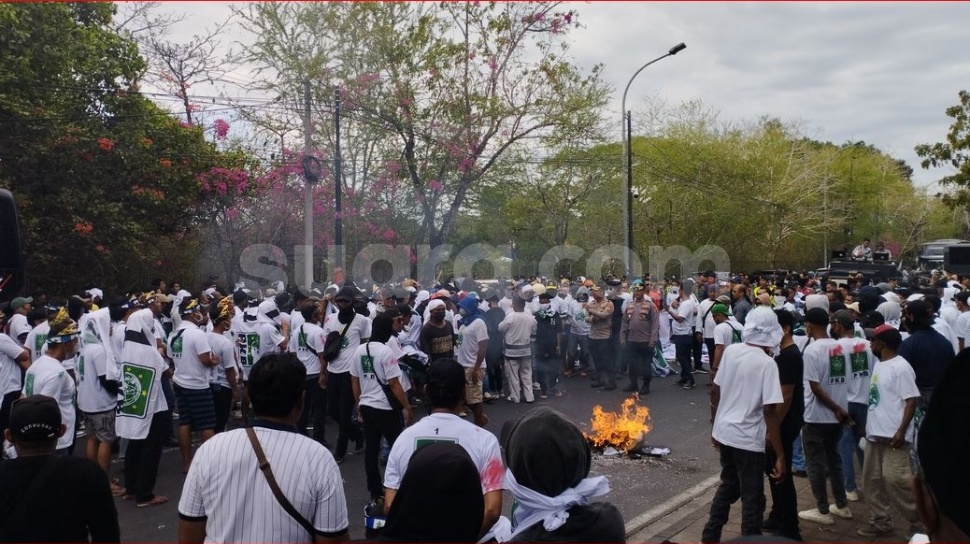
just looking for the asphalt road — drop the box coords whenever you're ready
[110,365,721,541]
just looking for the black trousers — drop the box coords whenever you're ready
[705,338,716,370]
[298,375,328,444]
[589,338,615,386]
[485,349,504,395]
[360,405,404,499]
[161,375,175,440]
[212,384,233,433]
[692,332,704,368]
[625,341,653,390]
[124,411,167,503]
[767,424,802,540]
[702,445,766,543]
[327,371,361,458]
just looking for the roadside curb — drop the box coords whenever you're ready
[625,473,719,539]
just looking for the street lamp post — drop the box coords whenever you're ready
[621,42,686,275]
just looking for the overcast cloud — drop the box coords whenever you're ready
[150,2,970,189]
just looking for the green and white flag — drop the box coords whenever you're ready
[120,363,156,419]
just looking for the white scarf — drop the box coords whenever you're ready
[483,468,611,542]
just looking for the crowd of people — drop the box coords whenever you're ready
[1,266,969,542]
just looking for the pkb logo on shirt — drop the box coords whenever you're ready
[238,333,260,366]
[828,352,847,385]
[171,335,184,358]
[849,346,870,378]
[361,354,375,377]
[868,375,880,411]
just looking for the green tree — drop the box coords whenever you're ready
[235,1,608,251]
[916,90,970,212]
[0,3,240,293]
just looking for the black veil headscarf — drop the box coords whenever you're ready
[380,442,484,542]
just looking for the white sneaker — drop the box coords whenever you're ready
[798,508,834,525]
[845,490,860,502]
[830,505,853,519]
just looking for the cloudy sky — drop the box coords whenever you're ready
[151,2,970,190]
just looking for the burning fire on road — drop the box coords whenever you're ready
[586,397,651,451]
[585,396,670,459]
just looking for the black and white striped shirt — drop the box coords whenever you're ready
[178,423,348,542]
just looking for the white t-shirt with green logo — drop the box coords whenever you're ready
[232,310,285,378]
[0,333,26,395]
[290,322,326,375]
[455,319,488,369]
[349,341,402,411]
[168,322,213,391]
[321,314,371,374]
[206,332,238,389]
[802,338,849,424]
[866,355,920,443]
[23,354,76,449]
[839,337,876,405]
[384,412,504,494]
[24,321,49,362]
[77,342,116,413]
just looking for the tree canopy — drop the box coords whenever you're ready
[0,2,242,294]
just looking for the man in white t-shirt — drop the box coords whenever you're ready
[952,291,970,351]
[709,303,743,378]
[704,306,785,542]
[167,298,217,473]
[0,324,29,436]
[350,311,412,503]
[798,308,853,525]
[7,297,33,346]
[383,358,504,536]
[24,298,64,362]
[76,308,121,490]
[670,288,697,388]
[831,309,875,502]
[856,324,921,538]
[22,308,78,453]
[455,296,490,427]
[206,299,239,434]
[695,284,718,374]
[322,286,370,463]
[179,352,349,543]
[290,301,329,446]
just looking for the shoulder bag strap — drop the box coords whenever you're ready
[366,342,385,386]
[245,427,317,538]
[301,325,318,356]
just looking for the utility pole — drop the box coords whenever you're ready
[334,87,343,280]
[303,80,313,289]
[626,110,634,272]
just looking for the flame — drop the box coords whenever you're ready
[585,397,652,451]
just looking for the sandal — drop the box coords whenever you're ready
[136,495,169,508]
[111,484,126,497]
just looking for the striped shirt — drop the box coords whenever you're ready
[178,423,349,542]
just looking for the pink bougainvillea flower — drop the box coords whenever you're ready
[213,118,230,139]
